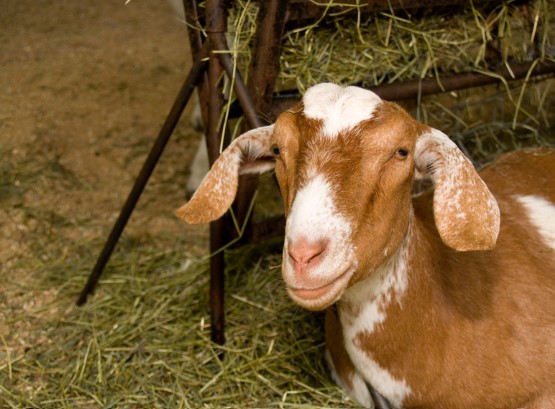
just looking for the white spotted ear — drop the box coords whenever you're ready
[415,128,500,251]
[176,125,275,224]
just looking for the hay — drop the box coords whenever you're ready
[220,0,555,161]
[0,141,344,407]
[1,232,359,408]
[226,0,555,91]
[418,74,554,162]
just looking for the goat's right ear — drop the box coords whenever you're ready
[176,125,275,224]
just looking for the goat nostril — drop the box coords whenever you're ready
[288,238,328,270]
[307,247,324,264]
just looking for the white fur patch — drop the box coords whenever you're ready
[303,83,382,139]
[342,232,410,332]
[283,174,357,307]
[186,135,210,196]
[516,195,555,251]
[286,174,350,244]
[339,226,413,407]
[325,349,373,408]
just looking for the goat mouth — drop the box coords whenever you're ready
[289,268,353,306]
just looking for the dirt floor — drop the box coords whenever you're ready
[1,0,207,362]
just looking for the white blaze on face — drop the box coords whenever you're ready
[303,83,382,139]
[283,174,357,306]
[287,174,348,244]
[516,195,555,251]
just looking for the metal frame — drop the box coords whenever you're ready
[76,0,289,347]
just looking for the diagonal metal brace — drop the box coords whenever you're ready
[77,44,209,306]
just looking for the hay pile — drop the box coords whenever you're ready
[2,233,358,408]
[227,0,554,89]
[223,0,555,162]
[277,0,554,91]
[0,105,347,406]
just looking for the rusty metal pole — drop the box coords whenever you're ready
[210,0,289,242]
[369,60,555,101]
[246,0,288,118]
[270,60,555,115]
[205,0,228,346]
[210,33,263,130]
[183,0,210,129]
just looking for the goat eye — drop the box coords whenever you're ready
[395,148,409,160]
[271,145,280,156]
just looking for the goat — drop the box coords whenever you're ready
[176,83,555,409]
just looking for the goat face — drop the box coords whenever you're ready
[270,86,422,310]
[176,83,499,311]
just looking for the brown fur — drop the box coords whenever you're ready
[328,148,555,408]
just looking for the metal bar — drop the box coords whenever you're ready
[248,0,288,118]
[370,60,555,101]
[76,44,209,306]
[182,0,204,57]
[270,60,555,114]
[235,0,288,243]
[205,0,228,346]
[209,33,264,244]
[210,33,263,129]
[183,0,210,129]
[209,218,226,345]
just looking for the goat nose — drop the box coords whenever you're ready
[288,238,328,273]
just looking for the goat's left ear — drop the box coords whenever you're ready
[176,125,275,224]
[414,128,500,251]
